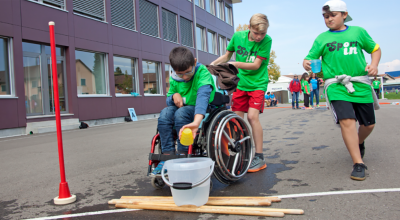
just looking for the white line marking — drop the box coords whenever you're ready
[25,208,140,220]
[277,188,400,199]
[25,188,400,219]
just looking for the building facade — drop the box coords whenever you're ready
[0,0,238,137]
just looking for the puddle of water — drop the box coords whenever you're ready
[312,145,329,150]
[283,137,299,140]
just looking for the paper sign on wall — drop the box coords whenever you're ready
[128,108,138,121]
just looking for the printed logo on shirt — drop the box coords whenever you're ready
[254,102,261,105]
[326,41,358,55]
[236,46,258,63]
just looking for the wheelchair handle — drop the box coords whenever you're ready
[161,161,215,190]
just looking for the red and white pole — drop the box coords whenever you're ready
[49,21,76,205]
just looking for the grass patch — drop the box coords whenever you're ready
[381,93,400,99]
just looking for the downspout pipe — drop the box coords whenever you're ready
[193,1,198,60]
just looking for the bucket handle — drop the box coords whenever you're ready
[161,161,215,190]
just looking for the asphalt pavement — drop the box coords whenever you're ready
[0,102,399,220]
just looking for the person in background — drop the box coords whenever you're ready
[269,92,277,107]
[300,72,312,109]
[372,77,381,99]
[308,72,323,108]
[265,92,271,107]
[289,74,301,109]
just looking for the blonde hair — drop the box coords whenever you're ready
[249,13,269,31]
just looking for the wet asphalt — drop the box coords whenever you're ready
[0,103,399,220]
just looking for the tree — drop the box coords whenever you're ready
[235,24,281,82]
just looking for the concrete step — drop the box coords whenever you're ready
[26,118,80,134]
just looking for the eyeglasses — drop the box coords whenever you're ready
[174,63,196,78]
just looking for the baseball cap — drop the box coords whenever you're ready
[322,0,353,23]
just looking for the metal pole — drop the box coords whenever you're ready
[193,0,198,60]
[49,21,76,205]
[381,76,384,99]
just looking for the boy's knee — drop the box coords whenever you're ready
[339,118,356,127]
[174,107,194,122]
[362,124,375,130]
[159,106,177,122]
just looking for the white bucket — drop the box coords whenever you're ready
[161,158,214,207]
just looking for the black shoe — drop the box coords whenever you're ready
[350,163,367,181]
[359,142,365,158]
[296,107,301,109]
[292,107,296,109]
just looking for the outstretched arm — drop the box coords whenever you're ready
[229,58,263,71]
[210,51,234,65]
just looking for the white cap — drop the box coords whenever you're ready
[322,0,353,23]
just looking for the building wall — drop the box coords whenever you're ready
[0,0,235,130]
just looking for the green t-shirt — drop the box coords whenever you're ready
[167,64,216,106]
[301,80,310,93]
[305,26,379,103]
[372,80,381,89]
[227,30,272,92]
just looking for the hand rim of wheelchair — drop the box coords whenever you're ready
[161,161,215,189]
[206,110,254,184]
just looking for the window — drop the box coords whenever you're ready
[195,0,204,9]
[225,4,232,25]
[215,0,224,21]
[75,50,108,95]
[30,0,66,9]
[219,35,226,56]
[205,0,215,15]
[113,56,138,95]
[227,38,235,60]
[165,64,171,93]
[207,30,217,54]
[162,9,178,43]
[23,42,67,115]
[81,79,86,86]
[180,17,194,48]
[139,0,159,37]
[0,37,13,96]
[196,25,206,51]
[73,0,105,21]
[143,61,160,95]
[111,0,136,30]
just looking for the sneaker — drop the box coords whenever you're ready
[350,163,367,181]
[292,107,296,110]
[296,107,301,109]
[302,107,306,110]
[151,161,166,176]
[316,105,320,108]
[359,142,365,159]
[248,156,267,173]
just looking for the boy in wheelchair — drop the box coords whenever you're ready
[151,47,216,176]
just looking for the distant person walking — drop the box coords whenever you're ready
[308,72,323,108]
[300,72,311,109]
[372,77,381,99]
[289,74,301,109]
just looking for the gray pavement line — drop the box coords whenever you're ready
[277,188,400,199]
[25,208,140,220]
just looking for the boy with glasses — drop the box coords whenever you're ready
[152,47,216,175]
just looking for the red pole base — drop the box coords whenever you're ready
[58,182,72,198]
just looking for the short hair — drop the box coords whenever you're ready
[249,13,269,32]
[267,92,270,94]
[169,47,195,71]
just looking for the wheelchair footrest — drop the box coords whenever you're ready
[149,153,187,161]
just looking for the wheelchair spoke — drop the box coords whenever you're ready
[222,130,235,147]
[231,153,240,176]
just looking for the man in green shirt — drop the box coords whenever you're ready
[372,77,381,98]
[211,13,272,172]
[303,0,381,181]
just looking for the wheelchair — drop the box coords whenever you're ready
[147,82,254,189]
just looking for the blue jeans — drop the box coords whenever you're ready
[157,106,195,153]
[292,92,299,108]
[310,89,319,106]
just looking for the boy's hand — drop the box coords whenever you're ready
[173,93,184,108]
[366,64,378,76]
[303,60,311,71]
[179,122,200,140]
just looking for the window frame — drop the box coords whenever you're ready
[216,0,225,21]
[113,55,139,97]
[142,60,162,96]
[162,8,179,43]
[75,49,110,97]
[73,0,107,22]
[207,30,217,55]
[224,3,233,25]
[205,0,215,15]
[218,35,226,56]
[180,17,194,48]
[195,0,204,9]
[164,63,172,94]
[0,37,15,98]
[27,0,67,11]
[139,0,160,38]
[196,25,207,52]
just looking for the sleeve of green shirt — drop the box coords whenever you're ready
[226,32,237,52]
[257,36,272,59]
[359,27,378,54]
[166,79,177,97]
[305,37,323,60]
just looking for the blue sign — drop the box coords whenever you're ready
[128,108,138,121]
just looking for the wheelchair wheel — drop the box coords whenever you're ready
[206,110,254,185]
[151,177,165,189]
